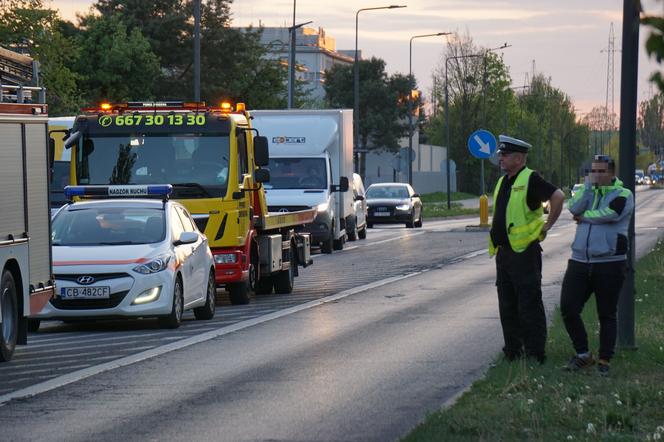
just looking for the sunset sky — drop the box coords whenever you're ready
[48,0,663,118]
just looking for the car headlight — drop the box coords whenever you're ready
[214,253,237,264]
[133,254,171,274]
[316,202,329,212]
[132,286,162,305]
[395,204,410,211]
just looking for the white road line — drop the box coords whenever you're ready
[0,354,120,371]
[0,271,423,406]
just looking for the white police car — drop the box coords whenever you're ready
[31,185,216,330]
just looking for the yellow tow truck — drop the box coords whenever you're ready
[61,101,315,304]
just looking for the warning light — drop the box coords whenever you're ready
[220,102,232,112]
[235,102,246,112]
[100,103,112,111]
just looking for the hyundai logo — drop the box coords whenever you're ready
[76,275,96,285]
[278,208,289,213]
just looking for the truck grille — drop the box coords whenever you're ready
[268,205,311,213]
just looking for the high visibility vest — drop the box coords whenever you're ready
[489,167,544,256]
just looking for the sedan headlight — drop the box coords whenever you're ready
[395,204,411,211]
[316,202,329,212]
[132,286,162,305]
[133,254,171,274]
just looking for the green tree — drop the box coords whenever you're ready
[0,0,82,115]
[324,57,420,162]
[89,0,291,107]
[638,93,664,155]
[643,2,664,92]
[75,14,160,102]
[426,34,589,192]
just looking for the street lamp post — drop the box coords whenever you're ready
[287,20,313,109]
[444,43,510,209]
[354,5,406,174]
[288,0,296,109]
[408,32,450,185]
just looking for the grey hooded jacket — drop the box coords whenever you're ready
[568,178,634,263]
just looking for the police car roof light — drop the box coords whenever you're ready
[64,184,173,199]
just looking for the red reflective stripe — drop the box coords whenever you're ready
[53,258,150,266]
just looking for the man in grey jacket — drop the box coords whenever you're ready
[560,154,634,376]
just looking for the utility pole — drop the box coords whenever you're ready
[193,0,201,101]
[601,22,619,153]
[288,0,296,109]
[617,0,639,349]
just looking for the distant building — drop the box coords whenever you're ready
[255,27,354,101]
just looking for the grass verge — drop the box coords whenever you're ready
[420,192,478,203]
[404,239,664,442]
[423,203,479,219]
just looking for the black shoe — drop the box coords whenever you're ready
[597,359,610,377]
[563,353,595,371]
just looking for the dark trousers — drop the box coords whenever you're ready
[560,259,627,361]
[495,242,547,360]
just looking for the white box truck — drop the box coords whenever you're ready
[251,110,353,253]
[0,100,55,362]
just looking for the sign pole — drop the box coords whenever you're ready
[480,159,485,195]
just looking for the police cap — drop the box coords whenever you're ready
[497,135,531,153]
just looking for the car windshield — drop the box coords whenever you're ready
[52,207,166,246]
[76,133,230,198]
[264,158,327,190]
[366,186,409,199]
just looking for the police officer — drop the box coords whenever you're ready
[489,135,565,363]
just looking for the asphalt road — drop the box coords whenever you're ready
[0,188,662,441]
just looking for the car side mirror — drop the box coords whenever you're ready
[412,193,420,198]
[354,195,365,201]
[255,168,270,183]
[254,136,269,167]
[63,130,79,149]
[331,176,349,192]
[174,231,198,246]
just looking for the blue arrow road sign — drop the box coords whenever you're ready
[467,129,497,159]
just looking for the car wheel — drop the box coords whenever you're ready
[274,244,295,294]
[358,226,367,239]
[333,234,344,251]
[347,217,358,241]
[27,319,41,332]
[321,224,334,254]
[229,251,258,305]
[0,270,18,362]
[414,213,423,228]
[255,276,274,295]
[194,270,216,320]
[406,213,415,228]
[160,276,184,329]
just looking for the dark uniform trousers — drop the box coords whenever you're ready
[495,241,547,360]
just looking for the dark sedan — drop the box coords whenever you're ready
[366,183,423,228]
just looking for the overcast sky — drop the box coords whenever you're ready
[49,0,663,118]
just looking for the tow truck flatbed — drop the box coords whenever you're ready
[257,208,317,231]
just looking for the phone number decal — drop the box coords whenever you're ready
[98,114,206,127]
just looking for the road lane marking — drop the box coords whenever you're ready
[0,271,422,407]
[312,232,425,259]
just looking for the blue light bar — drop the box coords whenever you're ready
[64,185,173,199]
